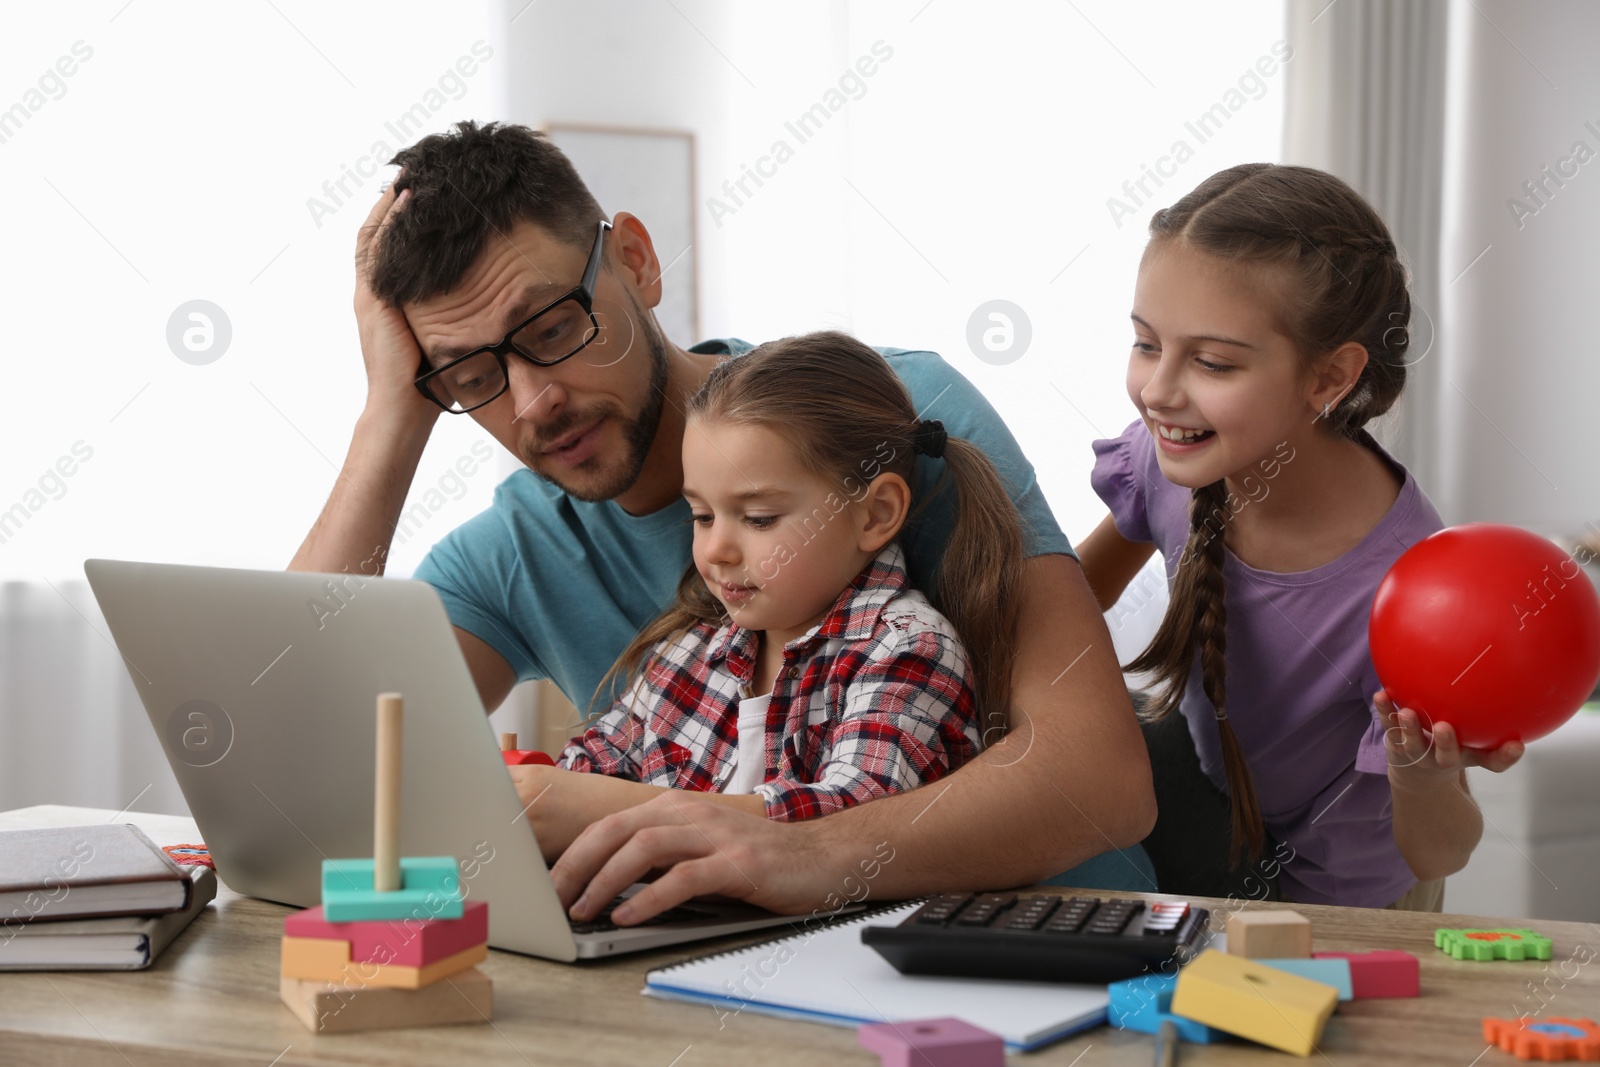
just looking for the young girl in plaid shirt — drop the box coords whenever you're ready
[531,331,1029,851]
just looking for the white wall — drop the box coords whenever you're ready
[0,0,1286,577]
[504,0,1286,546]
[1439,0,1600,537]
[0,2,504,584]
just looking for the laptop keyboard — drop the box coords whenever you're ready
[569,895,720,935]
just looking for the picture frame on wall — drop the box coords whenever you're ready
[542,123,700,346]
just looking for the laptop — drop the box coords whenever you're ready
[83,558,834,960]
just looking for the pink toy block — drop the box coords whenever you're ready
[857,1017,1004,1067]
[1314,950,1419,999]
[285,899,488,968]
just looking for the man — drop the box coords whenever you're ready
[291,120,1153,926]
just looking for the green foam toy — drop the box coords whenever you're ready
[1434,927,1552,962]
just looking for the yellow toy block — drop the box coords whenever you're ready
[279,965,493,1033]
[1226,910,1313,959]
[1170,949,1338,1057]
[280,936,487,989]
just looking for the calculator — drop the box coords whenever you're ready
[861,892,1211,984]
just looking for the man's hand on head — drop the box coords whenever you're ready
[354,178,440,428]
[551,792,831,925]
[288,176,443,577]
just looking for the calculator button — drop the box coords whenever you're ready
[1143,902,1190,934]
[913,893,972,924]
[1001,896,1061,930]
[952,894,1016,926]
[1044,902,1097,933]
[1087,901,1144,935]
[915,895,972,921]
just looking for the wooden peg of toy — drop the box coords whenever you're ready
[374,693,403,893]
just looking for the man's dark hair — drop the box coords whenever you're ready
[372,121,606,306]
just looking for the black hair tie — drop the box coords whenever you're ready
[913,419,948,459]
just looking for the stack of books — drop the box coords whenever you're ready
[0,823,216,970]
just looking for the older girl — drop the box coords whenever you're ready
[1080,164,1523,909]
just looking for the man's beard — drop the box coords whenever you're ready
[523,317,670,504]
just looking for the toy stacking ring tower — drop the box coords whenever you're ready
[277,693,493,1033]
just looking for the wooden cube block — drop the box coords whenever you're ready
[321,857,463,922]
[279,965,492,1033]
[285,900,488,967]
[857,1017,1004,1067]
[1314,950,1419,998]
[1108,972,1229,1043]
[1258,958,1353,1001]
[281,937,486,989]
[1170,949,1337,1057]
[1226,910,1312,959]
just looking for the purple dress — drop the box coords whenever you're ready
[1092,420,1446,907]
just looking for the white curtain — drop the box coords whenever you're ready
[1435,0,1600,535]
[1283,0,1448,493]
[0,580,187,816]
[1287,0,1600,538]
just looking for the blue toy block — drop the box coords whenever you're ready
[321,856,463,922]
[1258,957,1353,1001]
[1108,972,1229,1044]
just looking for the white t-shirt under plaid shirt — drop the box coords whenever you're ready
[558,543,981,820]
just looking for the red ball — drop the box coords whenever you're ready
[1369,523,1600,748]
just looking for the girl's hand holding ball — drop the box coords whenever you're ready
[1377,688,1525,794]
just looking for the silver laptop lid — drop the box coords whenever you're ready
[83,558,578,961]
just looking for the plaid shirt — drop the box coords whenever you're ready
[558,543,980,821]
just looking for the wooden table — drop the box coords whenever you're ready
[2,805,1597,1065]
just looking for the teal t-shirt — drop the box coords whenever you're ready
[413,338,1074,712]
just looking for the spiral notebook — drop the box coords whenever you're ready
[643,902,1108,1052]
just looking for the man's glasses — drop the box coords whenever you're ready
[414,220,613,414]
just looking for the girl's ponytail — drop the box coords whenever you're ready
[1126,481,1266,865]
[923,431,1025,743]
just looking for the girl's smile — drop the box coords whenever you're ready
[1150,418,1217,452]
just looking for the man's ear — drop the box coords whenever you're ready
[1311,341,1368,415]
[856,473,911,554]
[609,211,663,311]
